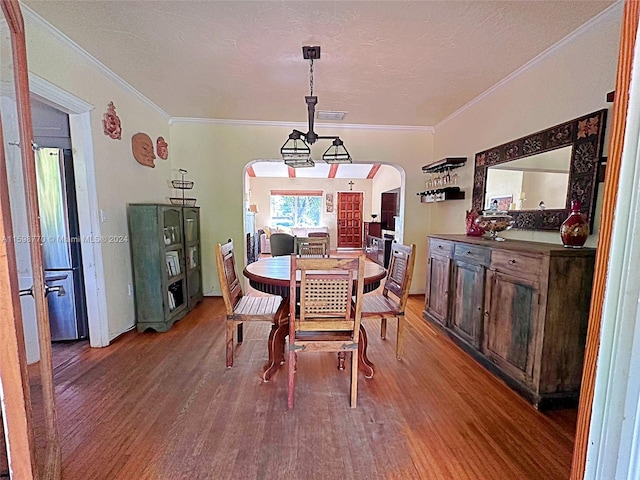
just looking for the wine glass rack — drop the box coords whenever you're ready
[418,157,466,203]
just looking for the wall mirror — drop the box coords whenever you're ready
[472,109,607,230]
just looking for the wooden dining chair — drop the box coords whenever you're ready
[294,236,330,257]
[288,255,365,409]
[215,240,288,369]
[360,243,416,360]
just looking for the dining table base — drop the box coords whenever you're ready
[261,322,375,381]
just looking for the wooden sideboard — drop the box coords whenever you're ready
[424,234,595,409]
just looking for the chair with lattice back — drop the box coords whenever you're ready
[294,236,330,257]
[215,239,288,369]
[288,255,365,409]
[360,243,416,360]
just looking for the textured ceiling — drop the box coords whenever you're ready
[24,0,617,128]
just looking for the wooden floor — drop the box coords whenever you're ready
[47,295,577,479]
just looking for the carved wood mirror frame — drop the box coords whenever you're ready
[472,109,608,231]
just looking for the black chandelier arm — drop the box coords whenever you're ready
[288,129,305,139]
[305,96,318,144]
[314,135,341,140]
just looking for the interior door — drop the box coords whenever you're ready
[337,192,363,248]
[0,0,62,477]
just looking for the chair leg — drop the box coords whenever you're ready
[396,315,404,361]
[237,322,244,344]
[350,350,359,408]
[380,318,387,339]
[226,320,235,368]
[288,350,296,409]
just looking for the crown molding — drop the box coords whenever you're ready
[435,1,624,131]
[169,117,434,133]
[22,4,171,121]
[29,73,94,114]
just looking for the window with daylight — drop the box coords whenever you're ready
[270,190,322,228]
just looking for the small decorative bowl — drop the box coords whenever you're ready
[475,210,514,241]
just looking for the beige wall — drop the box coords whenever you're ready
[371,164,402,223]
[25,22,171,339]
[433,9,621,246]
[170,122,433,295]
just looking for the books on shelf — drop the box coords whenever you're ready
[167,291,176,311]
[165,251,181,277]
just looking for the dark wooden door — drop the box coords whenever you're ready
[450,260,485,349]
[380,189,399,231]
[337,192,363,248]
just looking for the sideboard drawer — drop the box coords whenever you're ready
[491,250,542,278]
[429,238,453,257]
[453,243,490,267]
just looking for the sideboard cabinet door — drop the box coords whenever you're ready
[450,260,485,349]
[424,239,452,327]
[483,269,541,386]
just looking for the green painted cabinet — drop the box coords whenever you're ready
[128,204,203,332]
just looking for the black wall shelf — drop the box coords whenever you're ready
[422,157,467,174]
[418,186,465,203]
[419,157,467,202]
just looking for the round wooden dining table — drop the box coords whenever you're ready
[244,255,386,381]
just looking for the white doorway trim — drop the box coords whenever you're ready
[584,22,640,480]
[29,73,110,348]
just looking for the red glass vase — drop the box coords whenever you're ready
[465,209,485,237]
[560,200,589,248]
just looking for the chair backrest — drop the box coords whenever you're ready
[383,243,416,310]
[294,236,330,257]
[215,240,243,314]
[289,255,365,338]
[270,233,295,257]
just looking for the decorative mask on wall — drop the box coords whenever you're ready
[131,132,156,168]
[156,136,168,160]
[102,101,122,140]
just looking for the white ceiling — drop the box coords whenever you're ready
[23,1,617,178]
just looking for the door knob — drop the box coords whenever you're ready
[19,287,33,297]
[45,284,66,297]
[19,284,66,297]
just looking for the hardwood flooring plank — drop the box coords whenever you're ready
[43,296,576,480]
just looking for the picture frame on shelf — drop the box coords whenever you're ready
[489,195,513,211]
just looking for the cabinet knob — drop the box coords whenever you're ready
[484,311,489,317]
[437,245,442,249]
[466,251,472,255]
[509,259,516,265]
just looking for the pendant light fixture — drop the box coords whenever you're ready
[280,46,352,168]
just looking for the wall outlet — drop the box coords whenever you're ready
[128,283,133,296]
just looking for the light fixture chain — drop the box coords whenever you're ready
[309,58,314,96]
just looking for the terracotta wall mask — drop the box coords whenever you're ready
[132,132,156,168]
[156,136,168,160]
